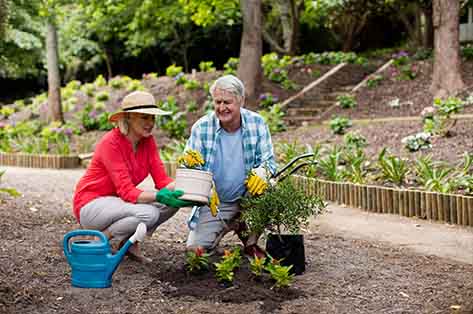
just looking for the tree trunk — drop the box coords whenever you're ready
[430,0,464,98]
[46,21,64,123]
[423,6,434,48]
[237,0,263,108]
[103,47,113,80]
[276,0,298,55]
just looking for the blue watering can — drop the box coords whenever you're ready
[63,223,147,288]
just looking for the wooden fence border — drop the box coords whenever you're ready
[0,152,80,169]
[292,176,473,228]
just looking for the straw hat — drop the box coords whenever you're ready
[109,91,171,122]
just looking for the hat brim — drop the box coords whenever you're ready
[109,107,171,122]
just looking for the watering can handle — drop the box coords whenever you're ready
[63,229,109,260]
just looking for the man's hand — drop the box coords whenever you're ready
[155,188,194,208]
[245,167,270,196]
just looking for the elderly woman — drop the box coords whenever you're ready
[73,91,193,263]
[185,74,277,257]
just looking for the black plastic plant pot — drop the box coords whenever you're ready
[265,234,305,275]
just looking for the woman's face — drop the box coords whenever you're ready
[212,88,242,129]
[127,113,155,138]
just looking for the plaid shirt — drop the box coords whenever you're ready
[185,108,277,175]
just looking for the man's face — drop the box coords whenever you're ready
[213,88,242,127]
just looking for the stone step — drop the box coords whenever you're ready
[283,115,320,127]
[287,107,323,117]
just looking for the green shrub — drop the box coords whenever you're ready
[198,61,216,72]
[401,132,432,152]
[344,131,367,150]
[184,79,200,90]
[264,260,294,288]
[95,91,109,102]
[258,93,279,108]
[318,146,344,181]
[224,57,239,75]
[461,44,473,60]
[156,96,188,139]
[94,74,107,87]
[258,104,286,133]
[109,77,125,89]
[336,94,357,108]
[329,117,351,135]
[166,64,183,77]
[414,155,457,193]
[342,149,368,184]
[377,148,408,187]
[240,179,325,235]
[366,74,383,88]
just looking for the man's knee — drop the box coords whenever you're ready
[135,205,160,227]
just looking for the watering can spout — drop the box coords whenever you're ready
[108,223,147,276]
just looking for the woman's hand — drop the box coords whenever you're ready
[155,188,194,208]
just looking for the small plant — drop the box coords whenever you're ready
[186,247,210,273]
[264,258,294,288]
[343,131,367,150]
[259,104,286,134]
[329,116,352,135]
[224,57,239,75]
[423,97,464,136]
[249,255,266,277]
[258,93,279,108]
[401,132,432,152]
[198,61,216,72]
[342,149,368,184]
[142,72,158,80]
[388,98,401,108]
[186,100,198,113]
[174,72,187,85]
[414,156,457,193]
[365,74,383,88]
[95,91,109,102]
[109,77,125,89]
[214,247,241,284]
[336,94,357,109]
[166,64,183,77]
[184,79,200,90]
[156,96,188,139]
[241,179,325,235]
[0,170,20,198]
[377,148,408,187]
[318,146,344,182]
[94,74,107,87]
[127,79,144,91]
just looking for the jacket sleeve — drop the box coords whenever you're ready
[97,140,142,203]
[148,137,173,190]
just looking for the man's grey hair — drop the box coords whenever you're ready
[117,113,129,135]
[209,74,245,98]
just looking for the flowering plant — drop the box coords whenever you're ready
[185,247,210,273]
[214,247,242,283]
[177,149,205,170]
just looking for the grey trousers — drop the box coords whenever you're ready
[79,196,179,242]
[186,202,240,250]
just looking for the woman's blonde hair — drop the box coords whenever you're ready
[116,113,129,135]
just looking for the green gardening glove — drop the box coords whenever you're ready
[155,188,194,208]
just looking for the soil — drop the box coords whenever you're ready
[1,168,473,314]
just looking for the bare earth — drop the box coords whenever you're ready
[1,166,473,314]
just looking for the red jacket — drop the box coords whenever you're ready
[73,128,173,222]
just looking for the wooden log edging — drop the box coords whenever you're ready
[0,152,80,169]
[293,176,473,227]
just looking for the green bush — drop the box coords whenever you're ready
[224,57,239,75]
[258,104,286,134]
[198,61,216,72]
[336,94,357,109]
[377,148,408,187]
[401,132,432,152]
[366,74,383,88]
[166,64,183,77]
[184,79,200,90]
[329,117,351,135]
[343,131,367,150]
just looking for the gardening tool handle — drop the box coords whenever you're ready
[63,229,108,259]
[275,161,313,183]
[272,153,316,180]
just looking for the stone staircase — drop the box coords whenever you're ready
[282,63,374,127]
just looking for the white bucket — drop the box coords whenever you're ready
[175,168,213,204]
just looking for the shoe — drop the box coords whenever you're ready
[126,242,153,264]
[243,244,267,259]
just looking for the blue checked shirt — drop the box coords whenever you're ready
[185,108,277,176]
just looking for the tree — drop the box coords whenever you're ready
[430,0,464,98]
[238,0,263,107]
[0,0,8,39]
[42,1,64,123]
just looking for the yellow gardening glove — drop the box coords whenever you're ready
[209,183,220,217]
[245,167,269,196]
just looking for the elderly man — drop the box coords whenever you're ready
[185,74,277,257]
